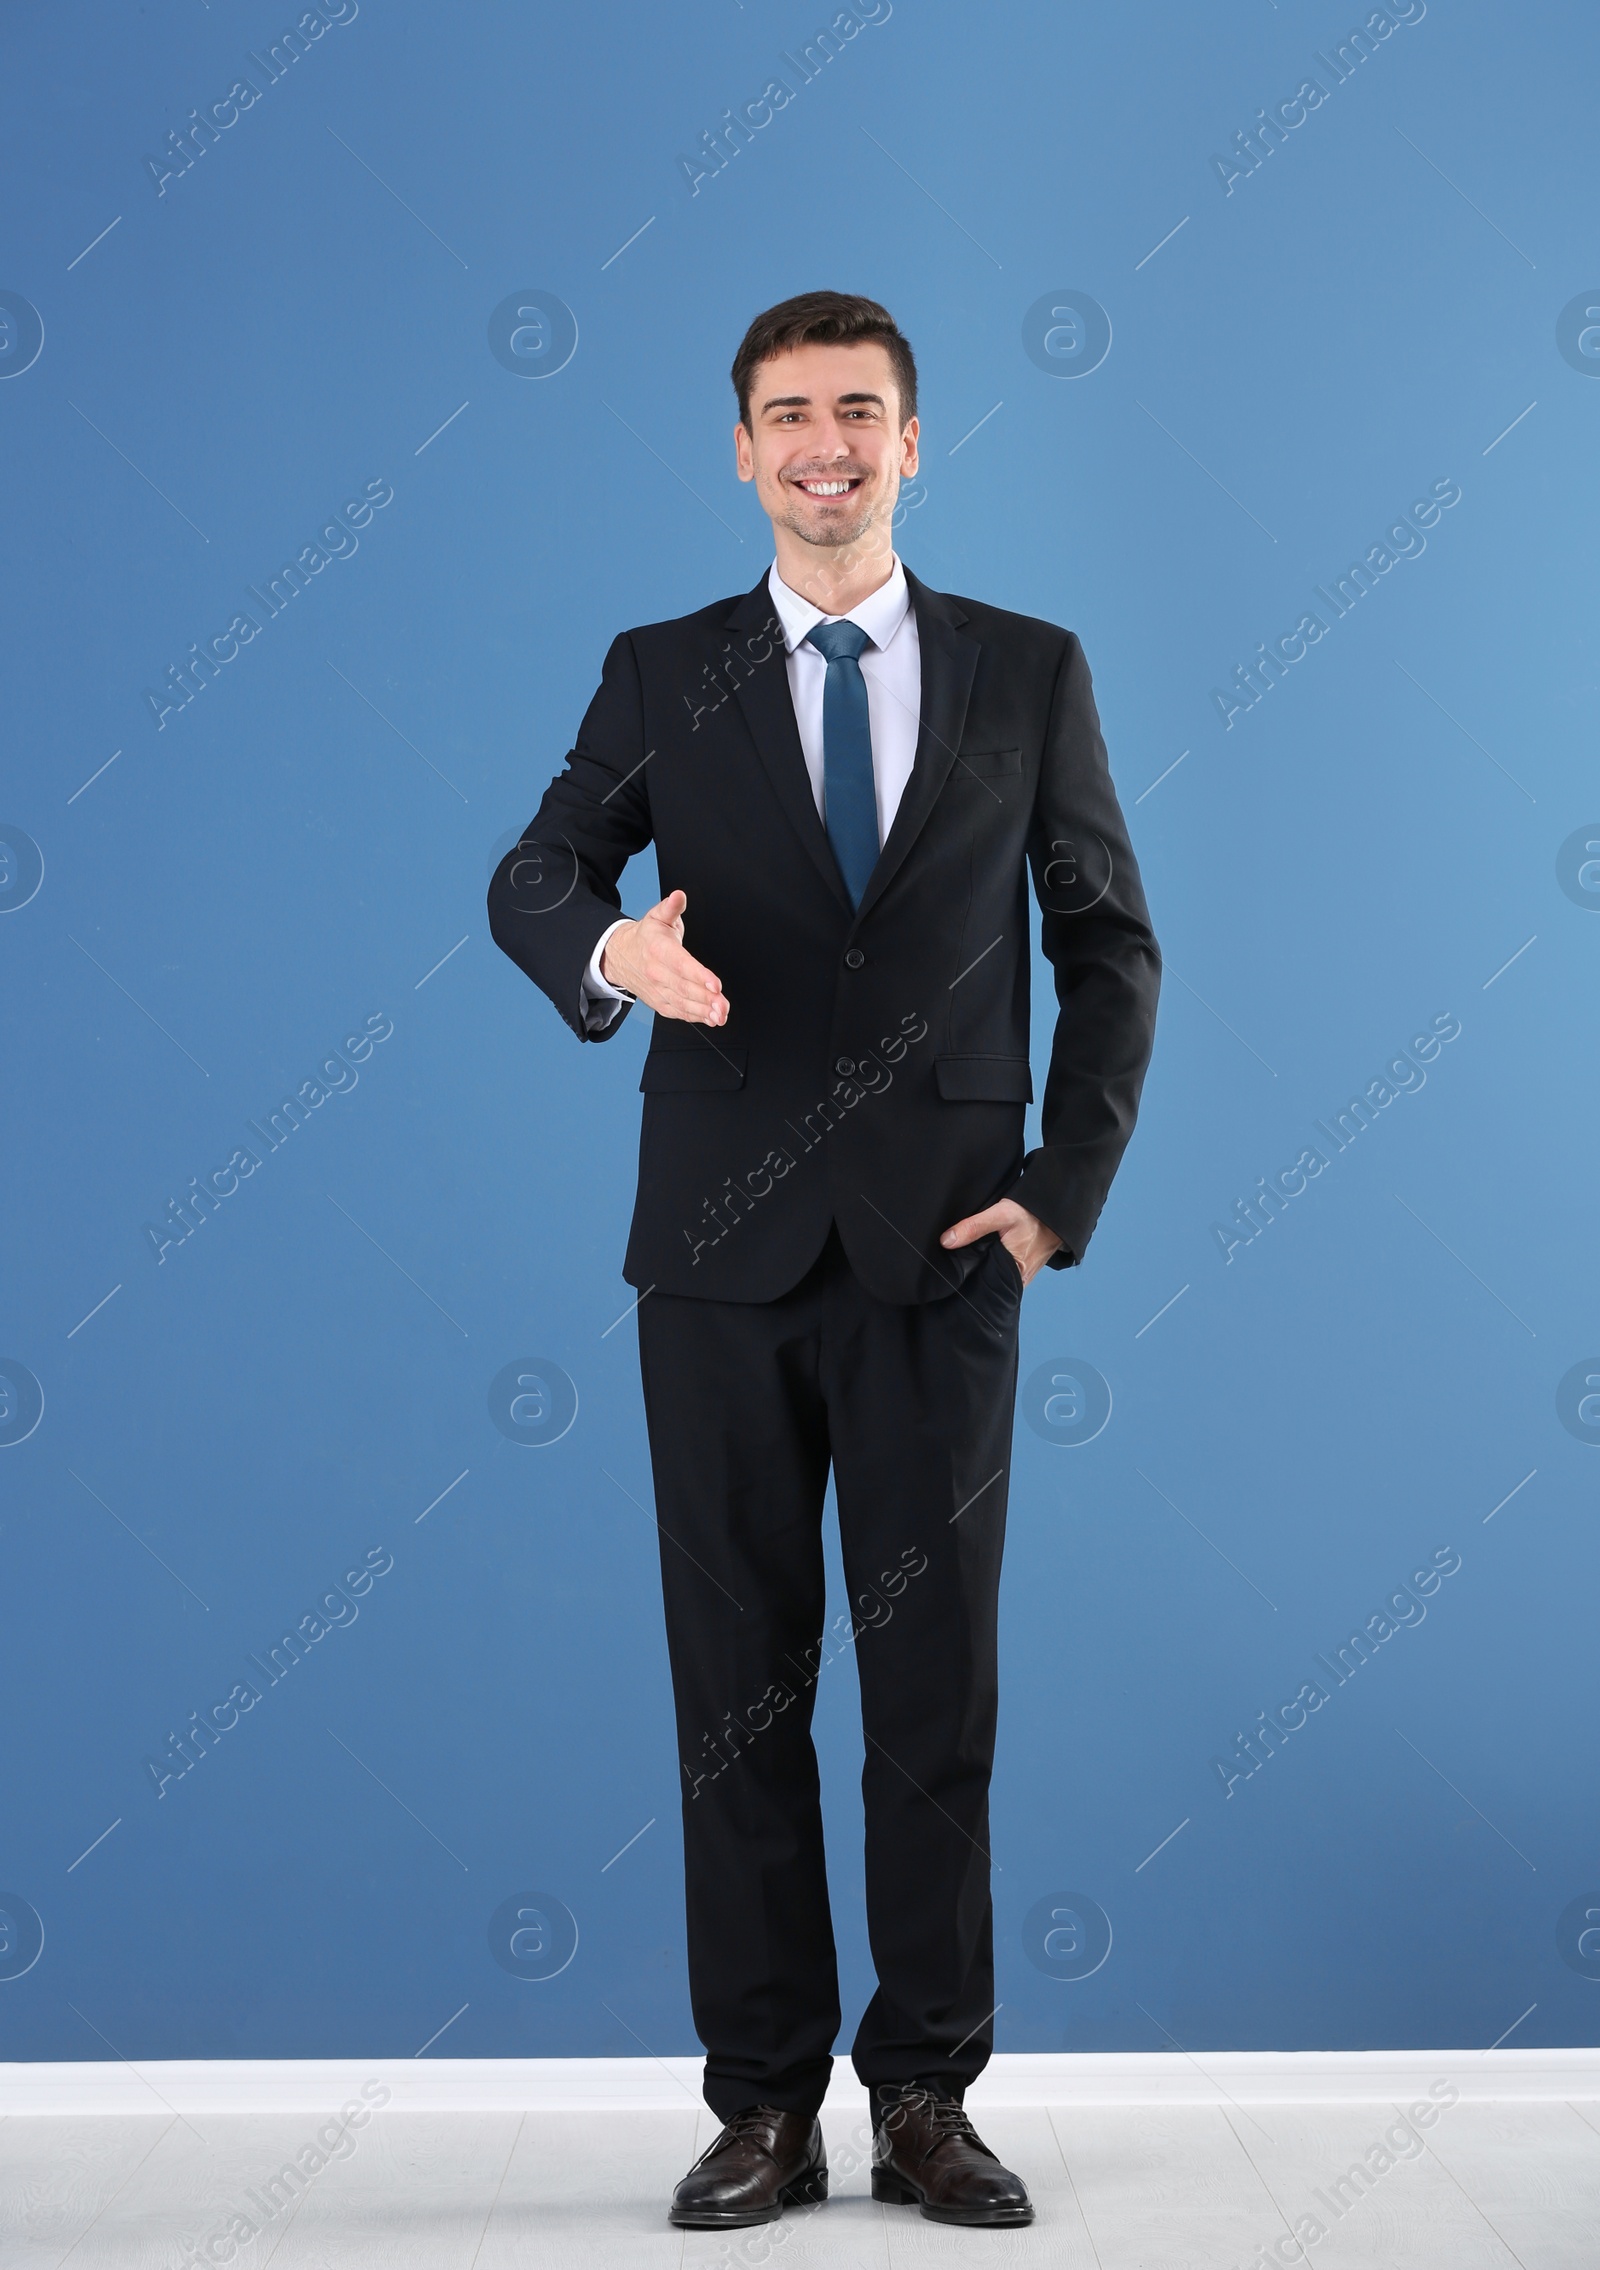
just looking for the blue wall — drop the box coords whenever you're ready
[3,0,1597,2064]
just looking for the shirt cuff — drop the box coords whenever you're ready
[580,919,634,1033]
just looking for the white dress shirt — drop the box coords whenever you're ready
[580,556,921,1031]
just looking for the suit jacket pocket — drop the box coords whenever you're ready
[934,1054,1033,1103]
[958,747,1023,777]
[639,1043,747,1093]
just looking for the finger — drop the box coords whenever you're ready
[940,1214,987,1249]
[654,970,725,1020]
[646,892,688,945]
[661,995,725,1026]
[655,973,723,1021]
[654,942,723,997]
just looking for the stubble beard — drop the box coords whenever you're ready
[774,475,894,553]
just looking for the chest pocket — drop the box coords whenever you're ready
[957,747,1023,779]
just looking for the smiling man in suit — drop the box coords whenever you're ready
[488,291,1160,2231]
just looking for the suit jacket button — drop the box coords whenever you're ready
[835,1055,856,1076]
[844,947,865,969]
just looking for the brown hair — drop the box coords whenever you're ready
[731,291,918,431]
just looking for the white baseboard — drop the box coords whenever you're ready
[2,2049,1597,2116]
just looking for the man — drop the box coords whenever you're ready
[488,291,1160,2230]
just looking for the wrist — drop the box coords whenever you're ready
[600,921,636,989]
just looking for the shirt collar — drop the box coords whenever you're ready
[766,555,910,656]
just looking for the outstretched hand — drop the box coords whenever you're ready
[941,1197,1062,1287]
[601,890,729,1025]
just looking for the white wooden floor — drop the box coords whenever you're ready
[4,2096,1599,2269]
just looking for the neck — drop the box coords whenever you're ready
[771,528,897,618]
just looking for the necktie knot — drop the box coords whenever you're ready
[805,618,870,665]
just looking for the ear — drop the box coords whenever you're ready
[734,420,756,483]
[899,416,919,480]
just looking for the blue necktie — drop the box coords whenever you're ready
[806,619,879,910]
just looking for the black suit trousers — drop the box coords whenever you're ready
[636,1224,1024,2122]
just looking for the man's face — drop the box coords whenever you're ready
[734,340,919,551]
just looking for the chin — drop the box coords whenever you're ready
[781,497,882,549]
[797,519,873,550]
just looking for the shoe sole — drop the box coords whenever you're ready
[871,2168,1034,2226]
[669,2169,828,2228]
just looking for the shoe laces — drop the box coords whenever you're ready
[885,2087,987,2155]
[701,2103,783,2164]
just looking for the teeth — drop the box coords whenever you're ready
[800,479,854,494]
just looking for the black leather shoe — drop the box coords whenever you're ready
[871,2084,1033,2226]
[668,2104,828,2228]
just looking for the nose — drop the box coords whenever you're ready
[809,418,853,458]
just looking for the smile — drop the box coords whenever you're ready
[793,477,863,496]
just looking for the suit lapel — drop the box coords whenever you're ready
[853,570,980,926]
[720,567,981,927]
[723,578,853,914]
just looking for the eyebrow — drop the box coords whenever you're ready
[759,390,887,412]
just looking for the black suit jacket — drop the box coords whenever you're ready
[487,568,1161,1305]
